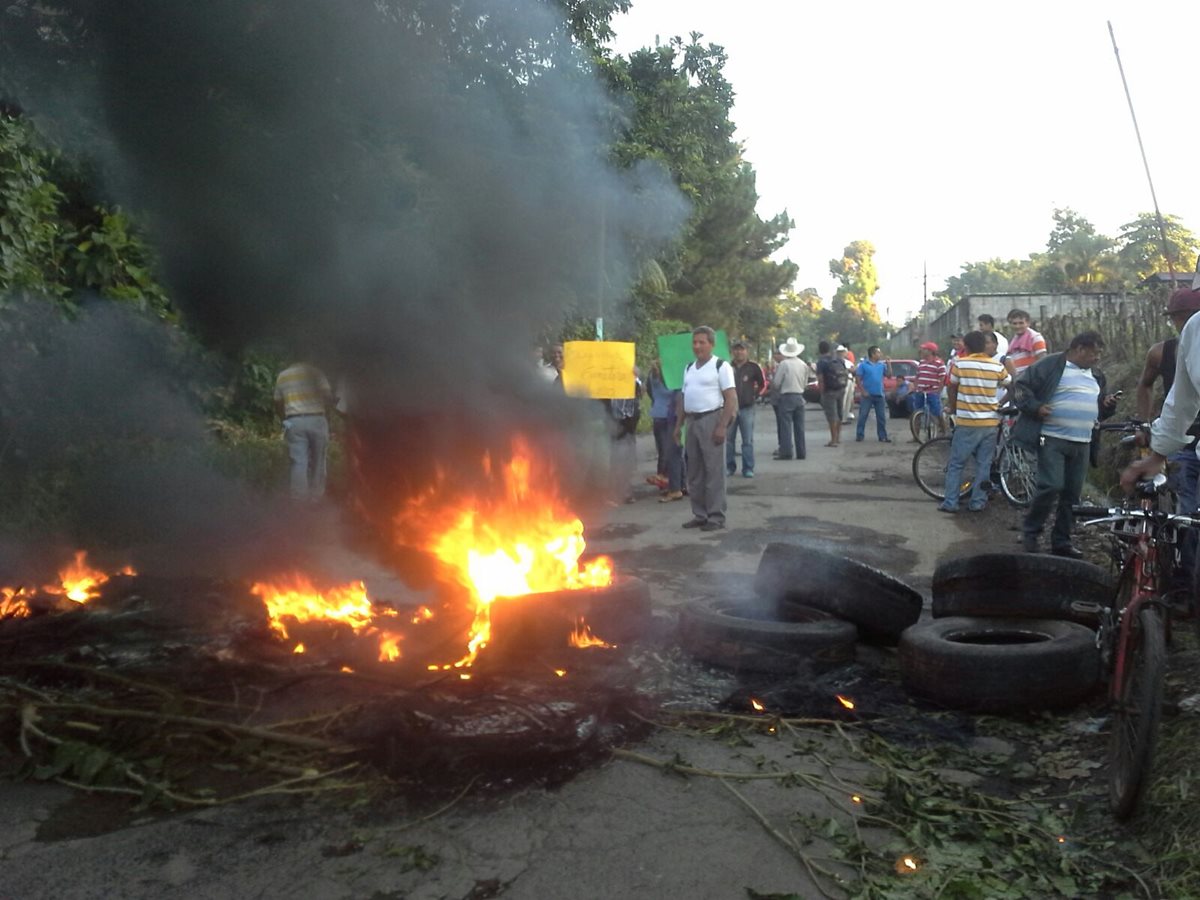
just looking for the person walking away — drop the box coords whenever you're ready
[767,349,786,455]
[605,369,642,505]
[1004,309,1047,379]
[840,348,859,427]
[674,326,737,531]
[855,347,892,442]
[816,341,848,446]
[1013,331,1119,556]
[727,340,765,477]
[938,332,1010,512]
[274,362,334,501]
[911,341,947,441]
[977,314,1008,358]
[772,338,810,460]
[646,361,673,492]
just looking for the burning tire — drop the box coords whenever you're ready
[898,616,1100,712]
[679,600,856,674]
[931,554,1113,629]
[488,574,652,655]
[755,542,922,640]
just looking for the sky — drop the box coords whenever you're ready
[609,0,1200,325]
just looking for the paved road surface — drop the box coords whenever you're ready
[1,404,1017,899]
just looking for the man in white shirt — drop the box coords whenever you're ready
[673,326,738,531]
[977,314,1008,360]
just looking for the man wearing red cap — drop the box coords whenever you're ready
[911,341,947,440]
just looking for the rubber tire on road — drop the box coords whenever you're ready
[931,553,1114,629]
[755,542,923,640]
[678,600,856,674]
[898,616,1100,712]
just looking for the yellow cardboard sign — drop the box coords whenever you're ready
[561,341,636,399]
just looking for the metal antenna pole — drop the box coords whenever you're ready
[1108,20,1175,282]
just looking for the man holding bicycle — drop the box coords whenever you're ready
[910,341,946,441]
[938,331,1010,512]
[1014,331,1119,556]
[1123,287,1200,494]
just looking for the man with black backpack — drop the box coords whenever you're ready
[815,341,848,446]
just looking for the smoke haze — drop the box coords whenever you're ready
[1,1,686,571]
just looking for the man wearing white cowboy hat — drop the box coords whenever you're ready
[772,337,811,460]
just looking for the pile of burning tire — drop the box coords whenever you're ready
[680,543,1110,713]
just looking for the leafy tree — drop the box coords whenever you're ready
[776,287,823,350]
[1041,207,1119,290]
[0,114,171,317]
[941,257,1042,299]
[829,240,880,322]
[603,36,796,340]
[1116,212,1199,285]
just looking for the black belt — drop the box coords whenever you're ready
[686,409,721,418]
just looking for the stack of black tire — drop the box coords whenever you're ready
[899,554,1111,712]
[677,542,924,675]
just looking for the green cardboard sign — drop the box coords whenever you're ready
[656,330,731,390]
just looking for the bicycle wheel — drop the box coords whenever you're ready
[999,442,1038,508]
[909,409,926,442]
[913,436,975,501]
[1108,597,1167,820]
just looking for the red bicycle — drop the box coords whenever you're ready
[1075,425,1199,818]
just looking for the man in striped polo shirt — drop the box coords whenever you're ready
[274,362,334,501]
[939,332,1010,512]
[911,341,947,440]
[1004,308,1047,378]
[1012,331,1119,556]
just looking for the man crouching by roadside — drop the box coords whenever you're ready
[674,326,737,532]
[1014,331,1119,557]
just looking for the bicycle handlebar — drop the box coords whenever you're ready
[1073,506,1200,529]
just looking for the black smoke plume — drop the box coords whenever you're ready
[1,1,686,571]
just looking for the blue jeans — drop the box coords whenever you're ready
[284,414,329,501]
[856,395,888,440]
[726,406,756,473]
[910,391,942,417]
[777,393,806,459]
[1169,449,1200,590]
[1024,436,1089,549]
[940,425,997,510]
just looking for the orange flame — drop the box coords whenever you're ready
[554,669,567,678]
[836,695,855,710]
[569,617,614,649]
[378,633,403,662]
[250,575,401,663]
[1,587,33,619]
[398,437,612,667]
[750,698,765,712]
[43,551,135,604]
[411,606,434,624]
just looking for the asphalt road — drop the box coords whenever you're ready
[1,403,1014,900]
